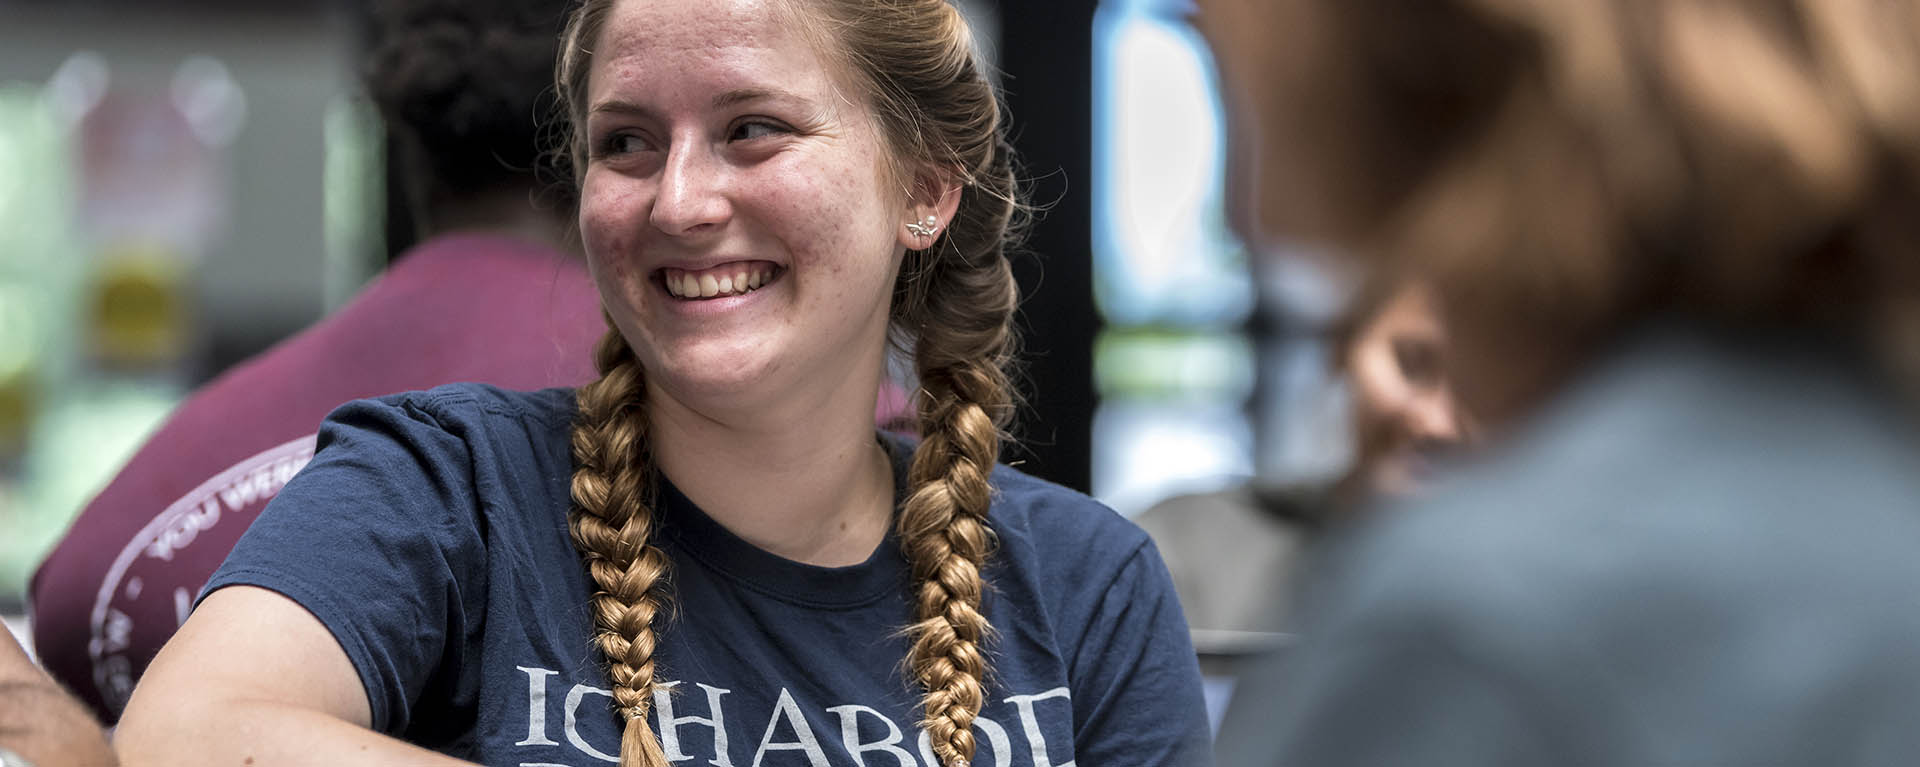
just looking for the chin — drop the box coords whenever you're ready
[658,358,776,396]
[637,340,778,396]
[1362,460,1420,500]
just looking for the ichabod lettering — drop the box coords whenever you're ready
[563,683,620,763]
[751,688,829,767]
[824,704,917,767]
[1004,688,1074,767]
[517,666,561,746]
[508,665,1076,766]
[655,681,735,767]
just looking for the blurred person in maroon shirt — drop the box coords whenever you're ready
[26,0,604,722]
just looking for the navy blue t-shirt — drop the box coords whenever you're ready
[204,384,1212,766]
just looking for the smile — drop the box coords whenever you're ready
[659,261,784,300]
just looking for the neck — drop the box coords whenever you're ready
[422,192,576,256]
[645,369,896,568]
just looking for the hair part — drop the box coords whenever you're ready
[555,2,1026,765]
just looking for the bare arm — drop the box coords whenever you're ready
[113,586,476,767]
[0,628,114,767]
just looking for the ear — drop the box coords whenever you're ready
[896,166,965,251]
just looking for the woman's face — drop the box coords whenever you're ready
[578,0,910,411]
[1343,285,1469,496]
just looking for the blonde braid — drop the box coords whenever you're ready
[898,196,1020,765]
[844,2,1024,760]
[569,326,672,767]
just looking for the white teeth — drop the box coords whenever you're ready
[664,266,776,299]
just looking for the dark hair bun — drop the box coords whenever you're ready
[363,0,569,194]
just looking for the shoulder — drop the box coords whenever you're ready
[313,384,579,479]
[982,463,1165,596]
[987,463,1148,554]
[331,383,577,437]
[1297,368,1920,668]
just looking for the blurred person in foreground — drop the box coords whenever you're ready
[28,0,606,723]
[1,630,114,766]
[1197,0,1920,764]
[1136,276,1468,638]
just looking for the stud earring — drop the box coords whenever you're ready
[906,215,940,238]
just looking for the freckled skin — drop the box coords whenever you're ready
[579,0,909,418]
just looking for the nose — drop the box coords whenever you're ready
[649,142,731,236]
[1406,394,1465,445]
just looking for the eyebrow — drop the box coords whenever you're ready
[587,88,809,121]
[588,99,653,120]
[711,87,805,110]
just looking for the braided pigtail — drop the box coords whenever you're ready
[554,6,672,762]
[894,115,1022,767]
[568,326,672,767]
[897,243,1018,766]
[810,0,1028,762]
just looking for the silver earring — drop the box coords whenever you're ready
[906,215,940,238]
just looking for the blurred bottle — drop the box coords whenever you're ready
[6,53,241,608]
[0,75,74,609]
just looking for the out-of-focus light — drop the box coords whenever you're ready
[321,97,384,311]
[0,287,38,381]
[172,56,246,147]
[0,126,18,222]
[1094,328,1255,401]
[1092,401,1254,518]
[46,51,110,129]
[1093,7,1249,327]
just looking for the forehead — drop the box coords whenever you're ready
[589,0,840,103]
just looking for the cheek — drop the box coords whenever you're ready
[765,150,899,281]
[1352,352,1413,423]
[578,176,646,282]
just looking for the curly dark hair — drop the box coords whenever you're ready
[361,0,572,210]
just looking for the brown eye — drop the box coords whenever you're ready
[729,120,788,142]
[1392,337,1443,388]
[597,131,655,157]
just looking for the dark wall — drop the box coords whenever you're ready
[994,0,1099,493]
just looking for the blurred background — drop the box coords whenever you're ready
[0,0,1350,648]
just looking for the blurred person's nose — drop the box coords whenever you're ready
[1406,393,1464,445]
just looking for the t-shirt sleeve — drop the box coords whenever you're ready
[1067,537,1215,766]
[198,392,486,735]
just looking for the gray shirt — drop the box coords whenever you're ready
[1220,326,1920,766]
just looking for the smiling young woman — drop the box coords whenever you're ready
[112,1,1212,766]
